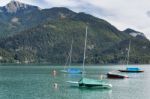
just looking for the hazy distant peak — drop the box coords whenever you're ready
[124,28,138,33]
[124,28,146,39]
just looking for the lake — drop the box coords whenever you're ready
[0,65,149,99]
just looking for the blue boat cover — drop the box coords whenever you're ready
[67,68,82,74]
[126,67,140,71]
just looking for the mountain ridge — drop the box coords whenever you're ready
[0,1,149,64]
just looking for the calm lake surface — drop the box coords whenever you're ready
[0,64,149,99]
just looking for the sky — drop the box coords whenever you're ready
[0,0,150,39]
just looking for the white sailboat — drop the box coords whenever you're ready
[67,26,112,88]
[119,40,144,73]
[61,39,82,74]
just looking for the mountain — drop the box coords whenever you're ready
[1,1,39,13]
[0,1,76,38]
[0,1,150,64]
[0,1,41,37]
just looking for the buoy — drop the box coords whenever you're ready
[53,70,57,76]
[54,83,58,89]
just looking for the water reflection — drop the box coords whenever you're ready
[79,87,112,99]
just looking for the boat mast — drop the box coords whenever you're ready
[68,39,74,68]
[127,40,131,65]
[64,53,70,70]
[82,26,88,77]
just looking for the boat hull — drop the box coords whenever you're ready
[107,73,128,79]
[79,83,112,89]
[118,70,144,73]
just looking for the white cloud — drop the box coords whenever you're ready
[0,0,10,6]
[0,0,150,39]
[147,11,150,17]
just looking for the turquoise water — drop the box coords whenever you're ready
[0,65,149,99]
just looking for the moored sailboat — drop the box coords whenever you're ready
[118,67,144,73]
[118,40,144,73]
[67,26,112,88]
[61,39,82,74]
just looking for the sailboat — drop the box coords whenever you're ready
[118,40,144,73]
[67,26,112,88]
[61,39,82,74]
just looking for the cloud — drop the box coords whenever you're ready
[0,0,150,39]
[147,11,150,17]
[0,0,10,6]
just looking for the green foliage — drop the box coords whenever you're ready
[0,7,150,64]
[0,48,14,63]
